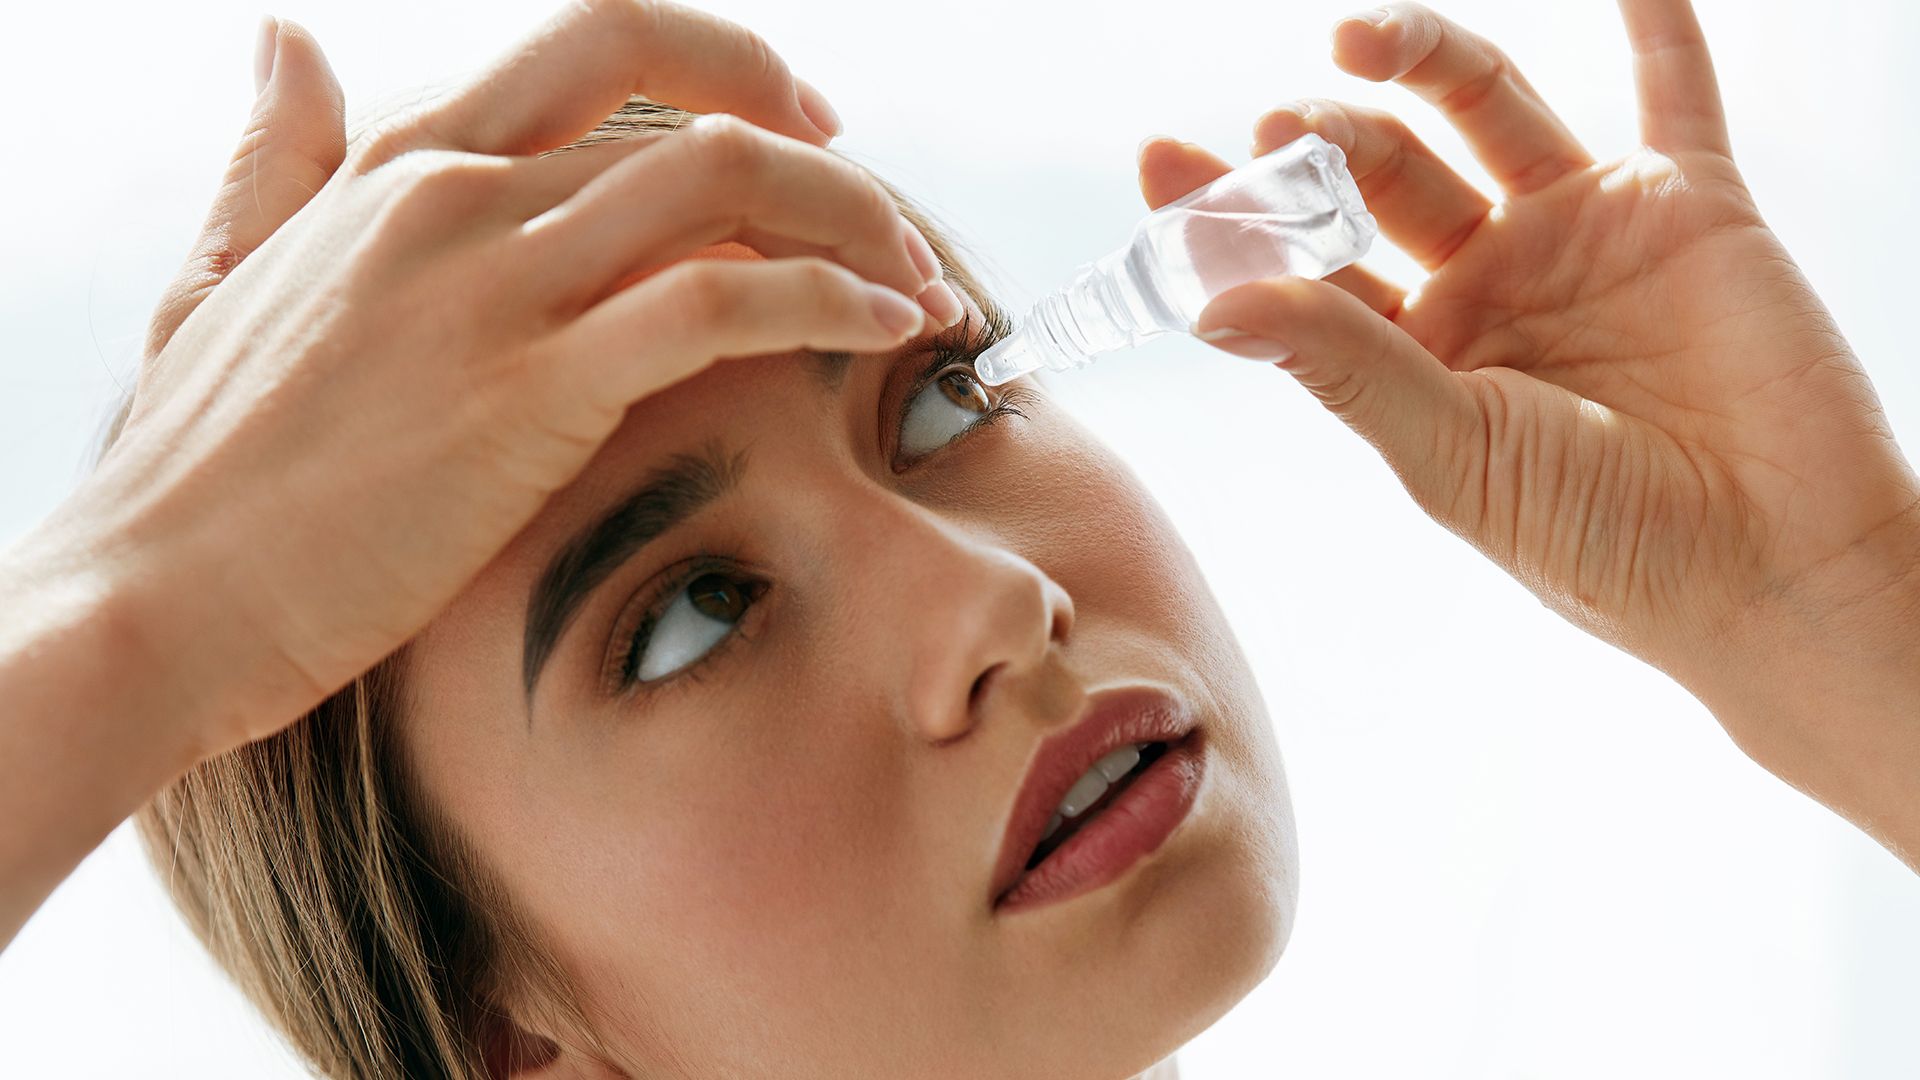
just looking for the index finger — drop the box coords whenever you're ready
[1616,0,1732,156]
[396,0,837,159]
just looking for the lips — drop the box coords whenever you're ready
[989,684,1199,908]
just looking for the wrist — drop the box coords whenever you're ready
[0,523,209,783]
[0,525,212,943]
[1678,509,1920,871]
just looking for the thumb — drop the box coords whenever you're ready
[1193,276,1488,520]
[142,16,346,360]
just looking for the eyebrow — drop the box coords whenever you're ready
[520,305,1015,707]
[518,352,855,704]
[519,435,743,703]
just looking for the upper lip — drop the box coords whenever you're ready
[989,684,1198,906]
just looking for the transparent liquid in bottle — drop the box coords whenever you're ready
[976,133,1377,385]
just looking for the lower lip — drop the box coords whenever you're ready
[994,728,1207,915]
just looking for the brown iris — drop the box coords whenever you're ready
[937,371,991,413]
[686,573,749,622]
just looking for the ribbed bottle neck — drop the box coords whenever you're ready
[1024,247,1157,373]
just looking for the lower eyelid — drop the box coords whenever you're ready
[619,579,770,700]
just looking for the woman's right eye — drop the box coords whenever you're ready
[627,570,761,685]
[898,368,997,458]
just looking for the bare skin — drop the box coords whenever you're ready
[1146,0,1920,869]
[0,0,1915,1076]
[1,4,1296,1076]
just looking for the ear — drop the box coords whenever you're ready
[479,1012,562,1077]
[477,1008,626,1079]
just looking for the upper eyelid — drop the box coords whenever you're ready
[606,340,1012,696]
[603,554,757,696]
[890,367,1004,470]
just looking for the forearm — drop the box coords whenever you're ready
[1683,517,1920,874]
[0,526,203,950]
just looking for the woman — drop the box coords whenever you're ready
[2,1,1915,1077]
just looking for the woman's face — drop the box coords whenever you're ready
[403,248,1299,1079]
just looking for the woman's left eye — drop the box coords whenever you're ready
[626,570,762,686]
[899,369,998,458]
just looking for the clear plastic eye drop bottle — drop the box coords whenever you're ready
[974,133,1377,386]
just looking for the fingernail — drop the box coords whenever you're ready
[868,284,926,338]
[1253,103,1313,156]
[1344,7,1392,27]
[794,77,843,140]
[901,219,943,289]
[254,14,279,96]
[1137,134,1168,165]
[918,280,965,330]
[1195,326,1294,361]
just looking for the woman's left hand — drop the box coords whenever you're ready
[1139,0,1920,869]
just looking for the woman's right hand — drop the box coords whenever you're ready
[1137,0,1920,869]
[36,0,954,761]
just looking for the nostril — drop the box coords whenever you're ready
[969,662,1003,712]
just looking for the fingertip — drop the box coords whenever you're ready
[1330,9,1402,81]
[793,76,843,141]
[1194,275,1311,337]
[1137,138,1234,211]
[1252,102,1313,156]
[253,14,279,97]
[265,17,347,116]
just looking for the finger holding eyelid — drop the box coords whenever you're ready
[704,225,966,330]
[544,255,928,420]
[524,114,933,311]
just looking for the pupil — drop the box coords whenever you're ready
[688,573,743,621]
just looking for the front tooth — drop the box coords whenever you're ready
[1093,744,1142,783]
[1041,812,1063,840]
[1058,767,1112,818]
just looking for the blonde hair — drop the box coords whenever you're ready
[112,96,1002,1079]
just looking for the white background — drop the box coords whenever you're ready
[3,0,1918,1076]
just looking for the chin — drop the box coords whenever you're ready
[999,735,1299,1080]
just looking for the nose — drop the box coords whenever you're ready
[839,498,1074,745]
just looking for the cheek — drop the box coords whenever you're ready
[497,723,914,1015]
[1019,419,1211,626]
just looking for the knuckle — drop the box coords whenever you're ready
[797,257,852,299]
[688,113,765,174]
[667,261,747,325]
[738,24,788,89]
[854,175,901,231]
[1313,367,1367,414]
[569,0,646,40]
[345,114,421,173]
[388,150,510,208]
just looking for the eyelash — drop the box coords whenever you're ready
[893,346,1036,468]
[606,345,1031,699]
[606,555,766,698]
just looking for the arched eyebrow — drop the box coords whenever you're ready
[516,350,853,709]
[520,435,746,707]
[520,304,1014,714]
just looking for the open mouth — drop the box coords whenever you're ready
[1022,739,1172,873]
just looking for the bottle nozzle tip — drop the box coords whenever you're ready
[975,337,1030,386]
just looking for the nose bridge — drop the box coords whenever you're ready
[825,483,1074,744]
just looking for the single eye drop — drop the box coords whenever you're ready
[974,133,1377,386]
